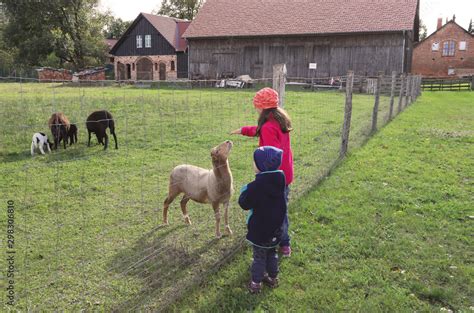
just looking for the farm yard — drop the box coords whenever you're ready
[1,78,405,311]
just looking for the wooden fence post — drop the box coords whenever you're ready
[273,64,287,107]
[411,75,417,102]
[388,71,397,120]
[398,74,405,113]
[340,70,354,159]
[371,72,382,133]
[405,75,411,107]
[471,75,474,91]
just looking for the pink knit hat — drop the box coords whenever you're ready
[253,87,279,110]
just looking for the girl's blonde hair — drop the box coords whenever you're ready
[256,107,292,136]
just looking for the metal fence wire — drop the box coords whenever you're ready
[0,71,422,311]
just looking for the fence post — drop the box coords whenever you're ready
[340,70,354,159]
[273,64,287,107]
[471,75,474,91]
[398,74,405,113]
[388,71,397,120]
[371,72,382,133]
[412,75,417,102]
[405,75,411,107]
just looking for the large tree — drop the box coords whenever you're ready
[2,0,107,70]
[154,0,203,20]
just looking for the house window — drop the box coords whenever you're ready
[459,41,467,51]
[431,42,439,51]
[171,61,175,71]
[136,35,142,48]
[145,35,151,48]
[155,63,158,71]
[132,63,135,71]
[442,41,455,56]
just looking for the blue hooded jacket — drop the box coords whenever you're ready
[239,170,287,247]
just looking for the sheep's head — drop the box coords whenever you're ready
[211,140,233,164]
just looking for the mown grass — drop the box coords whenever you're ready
[0,81,397,311]
[170,91,474,312]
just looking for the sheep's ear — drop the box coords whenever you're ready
[210,148,218,160]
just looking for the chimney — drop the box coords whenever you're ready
[453,14,456,22]
[437,18,443,30]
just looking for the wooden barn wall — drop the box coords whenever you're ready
[113,16,176,56]
[188,33,412,79]
[176,52,189,78]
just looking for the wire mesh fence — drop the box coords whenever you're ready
[0,72,421,311]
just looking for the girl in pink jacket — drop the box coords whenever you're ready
[231,87,294,257]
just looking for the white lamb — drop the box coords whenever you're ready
[31,132,52,156]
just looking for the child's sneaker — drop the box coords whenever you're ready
[262,275,279,288]
[280,246,291,257]
[248,281,262,294]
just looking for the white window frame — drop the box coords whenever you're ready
[431,42,439,51]
[136,35,142,48]
[145,35,151,48]
[459,41,467,51]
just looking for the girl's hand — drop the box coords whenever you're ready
[230,128,242,135]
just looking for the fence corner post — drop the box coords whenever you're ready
[388,71,397,120]
[340,70,354,159]
[273,64,287,107]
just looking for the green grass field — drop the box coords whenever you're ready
[1,81,398,311]
[170,91,474,312]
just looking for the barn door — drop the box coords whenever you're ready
[213,53,236,78]
[136,58,153,80]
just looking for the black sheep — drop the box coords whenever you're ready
[67,124,78,145]
[86,110,118,150]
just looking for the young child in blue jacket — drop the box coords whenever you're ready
[239,146,287,293]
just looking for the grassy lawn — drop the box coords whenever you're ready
[170,91,474,312]
[0,82,397,311]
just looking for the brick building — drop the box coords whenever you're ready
[109,13,190,81]
[412,18,474,77]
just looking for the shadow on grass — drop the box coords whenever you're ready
[108,224,226,311]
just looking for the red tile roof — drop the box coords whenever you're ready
[141,13,190,51]
[184,0,418,38]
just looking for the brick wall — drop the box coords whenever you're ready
[114,55,178,81]
[36,68,73,82]
[412,21,474,77]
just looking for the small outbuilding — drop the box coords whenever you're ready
[109,13,190,81]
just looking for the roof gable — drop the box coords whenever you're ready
[419,20,474,44]
[110,13,190,54]
[184,0,419,38]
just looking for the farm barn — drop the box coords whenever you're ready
[184,0,420,79]
[412,18,474,77]
[110,13,190,81]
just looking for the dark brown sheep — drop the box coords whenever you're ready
[48,112,70,150]
[86,110,118,150]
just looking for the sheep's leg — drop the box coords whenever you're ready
[74,132,78,144]
[104,132,109,150]
[31,142,35,156]
[47,142,51,153]
[62,131,67,149]
[87,131,91,147]
[39,144,45,155]
[163,185,180,225]
[111,129,118,149]
[212,202,221,239]
[180,196,192,225]
[224,201,232,236]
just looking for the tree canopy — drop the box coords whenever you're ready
[1,0,108,70]
[154,0,203,20]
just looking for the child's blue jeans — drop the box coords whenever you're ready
[251,245,279,283]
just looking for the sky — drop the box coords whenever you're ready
[99,0,474,35]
